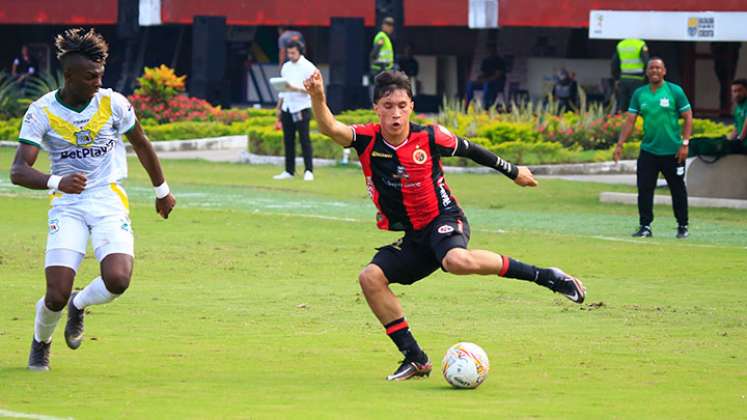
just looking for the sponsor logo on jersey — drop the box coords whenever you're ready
[437,176,452,207]
[392,165,410,180]
[437,225,454,234]
[48,218,60,234]
[412,148,428,164]
[371,151,393,158]
[60,139,115,160]
[659,98,670,108]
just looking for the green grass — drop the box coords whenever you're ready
[0,148,746,419]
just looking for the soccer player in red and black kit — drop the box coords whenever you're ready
[304,70,586,381]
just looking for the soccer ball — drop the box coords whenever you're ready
[441,342,490,389]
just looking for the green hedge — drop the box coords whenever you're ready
[0,106,726,165]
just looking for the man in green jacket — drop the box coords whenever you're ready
[612,38,649,114]
[370,17,395,78]
[614,58,693,239]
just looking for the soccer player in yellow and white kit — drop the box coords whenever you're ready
[10,28,176,370]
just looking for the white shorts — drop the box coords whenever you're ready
[45,183,134,270]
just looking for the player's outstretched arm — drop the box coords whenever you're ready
[10,144,87,193]
[303,70,354,147]
[452,138,538,187]
[126,119,176,219]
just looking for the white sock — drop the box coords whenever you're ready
[34,297,63,343]
[73,276,120,310]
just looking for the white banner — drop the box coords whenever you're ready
[469,0,499,29]
[589,10,747,41]
[139,0,162,26]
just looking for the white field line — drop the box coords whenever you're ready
[0,409,73,420]
[2,187,745,251]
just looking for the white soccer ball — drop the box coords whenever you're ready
[441,342,490,389]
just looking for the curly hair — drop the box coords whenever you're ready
[55,28,109,64]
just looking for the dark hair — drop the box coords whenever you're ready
[286,40,304,54]
[731,78,747,89]
[373,71,412,103]
[647,56,665,66]
[55,28,109,64]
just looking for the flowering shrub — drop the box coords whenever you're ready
[134,65,186,102]
[128,65,253,124]
[129,93,219,123]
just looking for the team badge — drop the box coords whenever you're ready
[75,129,94,146]
[659,98,670,108]
[437,225,455,234]
[48,218,60,234]
[120,217,131,232]
[413,148,428,164]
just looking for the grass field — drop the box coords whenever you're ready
[0,147,745,419]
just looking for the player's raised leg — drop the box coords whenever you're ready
[441,248,586,303]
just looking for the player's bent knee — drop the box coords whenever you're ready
[101,253,133,295]
[45,288,71,312]
[442,249,475,275]
[358,265,387,293]
[102,271,131,295]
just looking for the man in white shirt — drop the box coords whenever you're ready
[274,41,318,181]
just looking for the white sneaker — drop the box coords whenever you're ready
[273,171,294,180]
[304,171,314,181]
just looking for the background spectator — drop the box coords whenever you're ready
[465,44,506,110]
[727,78,747,153]
[553,68,578,113]
[711,42,742,117]
[278,26,305,67]
[274,41,317,181]
[397,44,419,95]
[612,38,649,114]
[369,17,395,78]
[11,45,37,91]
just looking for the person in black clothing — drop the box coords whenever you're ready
[397,44,419,94]
[552,69,578,113]
[465,45,506,110]
[12,45,38,90]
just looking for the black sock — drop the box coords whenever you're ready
[498,256,555,286]
[384,317,426,363]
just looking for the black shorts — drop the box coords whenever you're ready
[371,211,471,285]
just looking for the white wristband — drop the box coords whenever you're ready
[154,182,170,199]
[47,175,62,191]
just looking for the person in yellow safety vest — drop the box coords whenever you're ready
[370,16,395,78]
[611,38,649,114]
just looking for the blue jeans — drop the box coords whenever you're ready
[466,79,501,109]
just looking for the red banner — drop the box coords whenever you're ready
[160,0,374,26]
[0,0,744,27]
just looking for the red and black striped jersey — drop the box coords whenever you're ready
[349,122,463,231]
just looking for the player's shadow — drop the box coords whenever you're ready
[416,383,475,392]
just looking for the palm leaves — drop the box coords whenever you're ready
[24,70,65,100]
[0,70,65,118]
[0,71,25,119]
